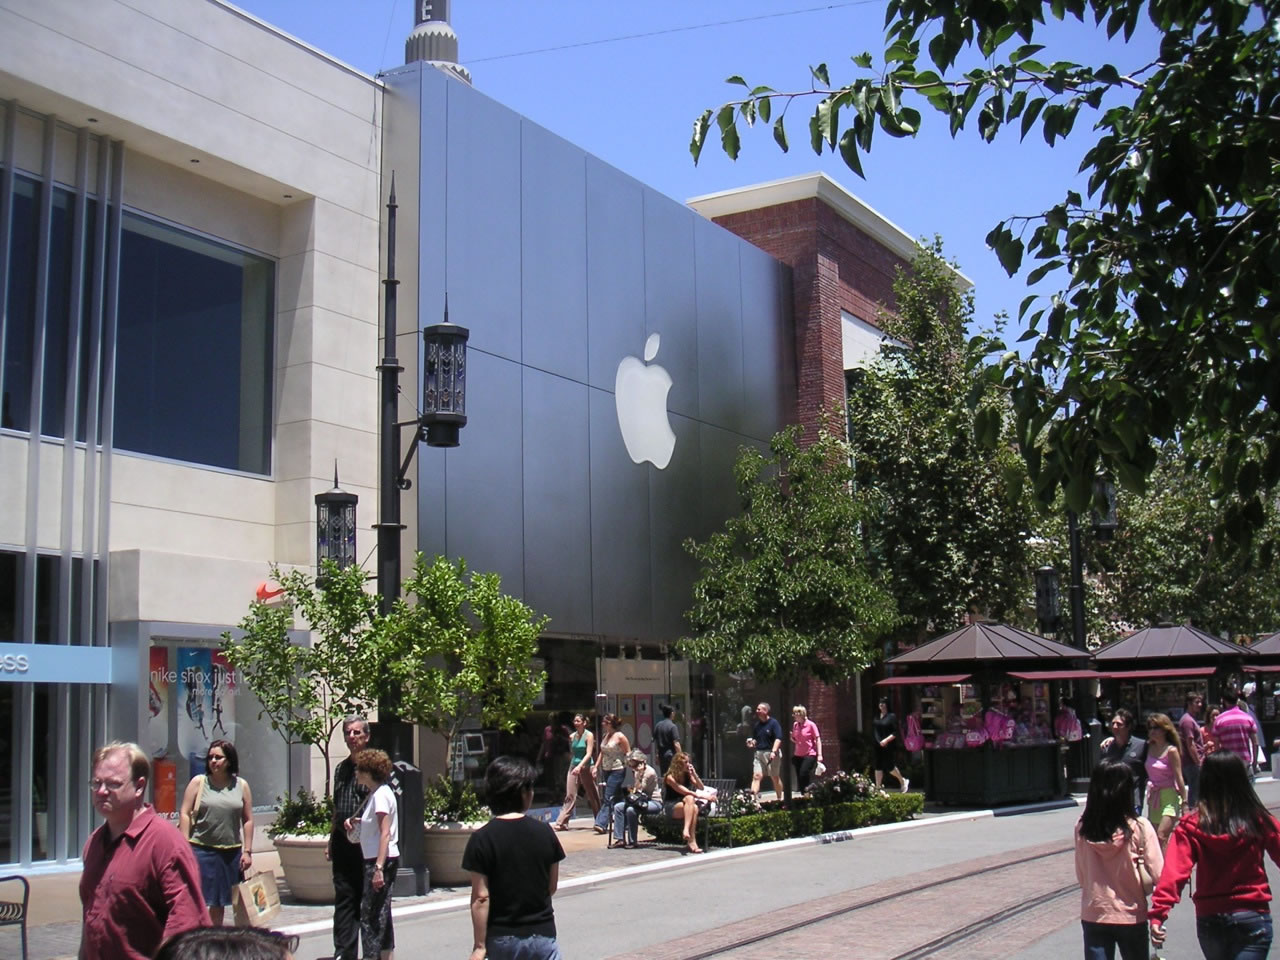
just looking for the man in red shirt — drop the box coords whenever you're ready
[1178,691,1205,804]
[80,742,208,960]
[1213,687,1260,778]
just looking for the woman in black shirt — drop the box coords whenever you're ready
[462,757,566,960]
[872,698,909,793]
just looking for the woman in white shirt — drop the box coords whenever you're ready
[344,749,399,960]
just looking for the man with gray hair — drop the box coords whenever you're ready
[328,716,371,960]
[80,741,207,959]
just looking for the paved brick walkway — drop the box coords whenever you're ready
[604,839,1076,960]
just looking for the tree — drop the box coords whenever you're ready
[847,240,1036,645]
[691,0,1279,537]
[381,554,549,780]
[221,561,383,798]
[678,425,900,794]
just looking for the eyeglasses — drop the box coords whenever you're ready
[89,778,131,792]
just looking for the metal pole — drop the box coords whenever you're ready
[1068,508,1101,765]
[376,174,409,760]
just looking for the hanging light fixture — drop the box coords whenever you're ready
[421,298,469,448]
[1092,476,1118,541]
[1034,565,1061,636]
[314,464,358,577]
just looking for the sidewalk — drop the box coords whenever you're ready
[14,794,1080,960]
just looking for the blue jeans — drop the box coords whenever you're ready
[1185,761,1201,807]
[613,797,662,843]
[595,769,625,830]
[1197,910,1273,960]
[1081,920,1148,960]
[486,933,562,960]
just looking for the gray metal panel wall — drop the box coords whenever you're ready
[519,121,587,383]
[641,191,698,421]
[649,410,702,641]
[584,158,645,393]
[694,216,745,434]
[521,367,591,633]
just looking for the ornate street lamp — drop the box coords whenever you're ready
[1091,476,1118,541]
[315,466,358,574]
[1034,565,1061,636]
[421,307,469,448]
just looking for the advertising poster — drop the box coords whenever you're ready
[148,647,170,760]
[210,650,237,739]
[177,647,213,759]
[617,694,636,751]
[153,759,177,814]
[634,694,653,753]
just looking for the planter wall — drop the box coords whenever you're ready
[423,824,478,887]
[273,835,335,903]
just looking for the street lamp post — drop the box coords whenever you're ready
[372,175,470,761]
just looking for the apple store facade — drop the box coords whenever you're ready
[384,63,797,794]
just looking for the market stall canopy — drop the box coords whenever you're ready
[1008,669,1099,681]
[1092,624,1256,660]
[1099,667,1216,679]
[1251,632,1280,654]
[888,622,1086,663]
[874,673,971,686]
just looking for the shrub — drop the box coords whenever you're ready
[267,788,333,839]
[423,775,487,825]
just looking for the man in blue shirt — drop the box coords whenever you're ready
[746,702,784,801]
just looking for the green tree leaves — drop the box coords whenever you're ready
[691,0,1280,535]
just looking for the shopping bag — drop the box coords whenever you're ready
[233,871,282,928]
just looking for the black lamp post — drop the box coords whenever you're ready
[372,175,469,761]
[314,466,358,576]
[1034,565,1061,637]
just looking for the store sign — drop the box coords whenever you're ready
[0,642,113,684]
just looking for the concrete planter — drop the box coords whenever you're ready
[423,823,481,887]
[273,834,334,903]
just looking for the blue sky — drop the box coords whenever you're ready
[235,0,1156,331]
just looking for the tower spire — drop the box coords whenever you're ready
[405,0,471,84]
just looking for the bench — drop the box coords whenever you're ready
[0,874,29,960]
[642,778,739,851]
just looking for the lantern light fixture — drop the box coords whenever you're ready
[314,464,358,576]
[421,299,469,448]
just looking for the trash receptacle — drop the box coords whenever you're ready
[390,761,427,896]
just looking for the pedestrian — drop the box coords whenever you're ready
[1075,759,1163,960]
[1144,713,1188,849]
[1179,692,1206,806]
[663,750,708,854]
[790,705,824,792]
[611,748,662,848]
[1203,707,1223,758]
[746,702,784,801]
[154,927,299,960]
[1149,751,1280,959]
[328,716,371,960]
[1214,687,1261,776]
[653,703,683,775]
[463,755,566,960]
[553,712,599,830]
[872,698,909,794]
[593,713,630,836]
[179,739,255,926]
[1099,709,1147,815]
[80,741,208,960]
[343,748,399,960]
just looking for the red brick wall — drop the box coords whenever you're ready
[713,195,915,756]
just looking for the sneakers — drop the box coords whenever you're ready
[901,778,910,794]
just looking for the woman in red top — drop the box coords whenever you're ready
[1149,752,1280,959]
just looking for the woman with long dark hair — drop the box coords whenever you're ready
[1075,759,1163,960]
[553,713,599,831]
[1149,751,1280,959]
[1144,712,1188,849]
[179,739,254,927]
[593,714,630,836]
[663,751,708,855]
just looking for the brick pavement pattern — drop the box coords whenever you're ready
[605,839,1075,960]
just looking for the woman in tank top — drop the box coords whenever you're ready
[179,739,254,925]
[554,713,600,830]
[1144,713,1187,849]
[593,714,631,835]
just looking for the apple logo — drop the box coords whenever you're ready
[615,332,676,469]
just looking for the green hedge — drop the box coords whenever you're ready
[643,793,922,847]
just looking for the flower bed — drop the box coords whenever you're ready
[642,772,923,848]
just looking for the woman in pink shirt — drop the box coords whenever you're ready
[1075,758,1163,960]
[790,705,823,792]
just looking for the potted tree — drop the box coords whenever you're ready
[222,561,383,903]
[382,554,548,885]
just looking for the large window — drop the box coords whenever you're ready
[115,215,274,474]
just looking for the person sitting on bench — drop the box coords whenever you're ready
[663,751,708,855]
[612,749,662,849]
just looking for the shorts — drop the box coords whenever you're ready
[1149,787,1183,820]
[753,749,781,778]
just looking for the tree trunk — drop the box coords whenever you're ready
[781,678,793,806]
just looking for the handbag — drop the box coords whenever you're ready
[345,794,370,845]
[232,871,282,928]
[184,775,206,838]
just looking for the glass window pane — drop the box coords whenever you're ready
[2,176,39,431]
[115,215,274,473]
[41,188,74,438]
[0,551,19,642]
[0,684,13,863]
[35,554,57,644]
[75,199,98,444]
